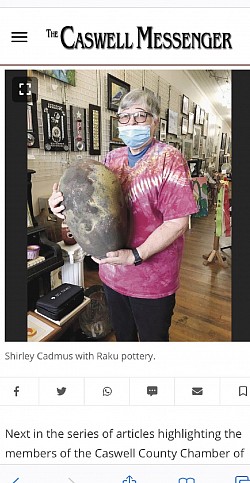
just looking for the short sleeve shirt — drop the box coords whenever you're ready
[99,139,198,298]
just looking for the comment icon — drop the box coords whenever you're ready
[147,385,158,396]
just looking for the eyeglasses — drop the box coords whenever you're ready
[117,111,153,124]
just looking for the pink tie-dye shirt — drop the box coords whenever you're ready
[99,140,198,298]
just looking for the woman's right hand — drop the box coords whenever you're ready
[48,183,65,219]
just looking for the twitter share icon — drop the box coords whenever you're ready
[57,387,66,396]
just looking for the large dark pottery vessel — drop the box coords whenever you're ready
[59,160,127,258]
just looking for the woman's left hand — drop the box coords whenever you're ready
[92,249,135,266]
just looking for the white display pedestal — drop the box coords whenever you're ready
[57,241,85,287]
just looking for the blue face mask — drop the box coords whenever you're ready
[118,125,151,149]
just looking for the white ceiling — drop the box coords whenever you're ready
[188,70,231,128]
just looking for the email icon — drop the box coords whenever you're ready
[192,387,203,395]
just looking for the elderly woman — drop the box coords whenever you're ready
[49,88,197,342]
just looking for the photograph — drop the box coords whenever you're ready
[160,118,167,141]
[182,139,193,160]
[89,104,101,155]
[6,68,233,343]
[167,108,178,135]
[188,112,195,134]
[182,95,189,115]
[181,117,188,135]
[108,74,130,111]
[193,124,201,157]
[195,104,201,124]
[199,109,205,125]
[110,116,123,142]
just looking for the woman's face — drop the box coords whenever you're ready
[118,104,158,142]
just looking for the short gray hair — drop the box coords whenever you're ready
[118,88,160,119]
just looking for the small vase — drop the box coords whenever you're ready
[61,222,77,245]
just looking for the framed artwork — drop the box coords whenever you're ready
[188,112,194,134]
[27,312,61,342]
[221,132,227,151]
[199,109,205,125]
[37,70,75,86]
[201,137,207,156]
[167,109,178,136]
[203,115,209,137]
[110,116,122,142]
[70,106,87,151]
[219,151,226,170]
[27,203,33,228]
[107,74,130,111]
[27,97,39,148]
[181,117,188,135]
[193,125,201,157]
[160,118,167,142]
[182,95,189,115]
[195,104,201,124]
[182,139,193,160]
[188,159,202,177]
[41,99,69,151]
[89,104,101,155]
[109,142,125,151]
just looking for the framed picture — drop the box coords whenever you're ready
[201,137,207,156]
[188,112,194,134]
[27,312,61,342]
[41,99,69,152]
[193,125,201,157]
[221,132,227,151]
[37,70,75,86]
[27,203,33,228]
[107,74,130,111]
[182,139,193,160]
[70,106,87,151]
[110,116,122,142]
[203,115,209,137]
[182,95,189,115]
[167,109,178,136]
[109,142,125,151]
[195,105,201,124]
[160,118,167,142]
[89,104,101,155]
[157,95,161,109]
[181,117,188,135]
[199,109,205,125]
[27,97,39,148]
[188,159,202,177]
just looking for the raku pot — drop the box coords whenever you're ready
[59,160,128,258]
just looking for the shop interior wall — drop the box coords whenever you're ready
[28,69,231,215]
